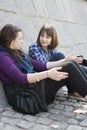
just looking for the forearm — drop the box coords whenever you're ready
[46,58,66,69]
[27,71,48,83]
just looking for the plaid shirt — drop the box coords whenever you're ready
[28,43,65,63]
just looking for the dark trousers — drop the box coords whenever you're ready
[49,52,65,61]
[45,60,87,105]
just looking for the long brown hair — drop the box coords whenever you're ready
[36,24,59,50]
[0,24,22,61]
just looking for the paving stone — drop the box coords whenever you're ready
[82,128,87,130]
[62,111,75,118]
[1,117,12,124]
[36,112,50,117]
[1,109,15,117]
[54,104,64,110]
[49,108,61,114]
[64,105,73,112]
[3,124,24,130]
[76,114,86,121]
[36,117,52,125]
[5,118,20,126]
[50,121,61,129]
[17,120,34,129]
[79,118,87,127]
[22,115,37,122]
[67,118,78,124]
[0,122,4,129]
[29,124,50,130]
[49,113,68,122]
[67,125,82,130]
[51,121,68,130]
[72,102,83,107]
[12,113,23,119]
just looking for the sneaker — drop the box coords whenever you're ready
[68,92,85,101]
[68,92,82,98]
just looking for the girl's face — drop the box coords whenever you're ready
[10,31,23,50]
[40,32,52,50]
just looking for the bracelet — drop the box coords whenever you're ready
[35,72,39,82]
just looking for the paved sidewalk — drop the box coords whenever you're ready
[0,87,87,130]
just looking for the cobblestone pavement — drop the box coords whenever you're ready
[0,87,87,130]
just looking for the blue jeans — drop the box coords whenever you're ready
[80,65,87,74]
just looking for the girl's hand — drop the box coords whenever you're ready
[66,52,83,64]
[47,67,68,81]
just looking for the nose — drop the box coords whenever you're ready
[42,37,46,41]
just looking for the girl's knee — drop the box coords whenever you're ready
[61,60,76,71]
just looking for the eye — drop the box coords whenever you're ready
[40,35,44,38]
[47,36,51,39]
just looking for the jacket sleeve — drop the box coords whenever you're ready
[0,53,28,85]
[30,57,47,72]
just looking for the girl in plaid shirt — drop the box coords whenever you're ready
[28,24,65,63]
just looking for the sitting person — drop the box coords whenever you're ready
[0,24,87,115]
[28,23,87,97]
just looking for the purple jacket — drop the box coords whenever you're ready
[0,51,46,85]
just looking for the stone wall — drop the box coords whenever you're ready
[0,0,87,107]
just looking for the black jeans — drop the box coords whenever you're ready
[44,60,87,105]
